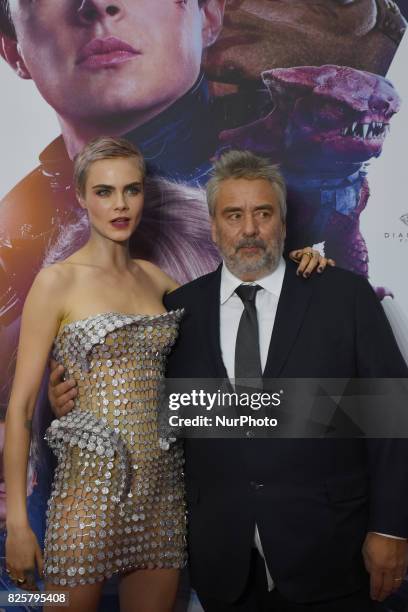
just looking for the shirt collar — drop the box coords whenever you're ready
[220,258,286,304]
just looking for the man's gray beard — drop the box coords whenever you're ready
[223,240,284,279]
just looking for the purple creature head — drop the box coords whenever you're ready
[263,65,401,165]
[220,65,400,169]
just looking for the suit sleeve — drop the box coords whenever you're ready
[164,288,185,312]
[354,275,408,537]
[355,275,407,377]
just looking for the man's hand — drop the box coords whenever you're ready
[362,533,408,601]
[48,358,77,417]
[289,247,335,278]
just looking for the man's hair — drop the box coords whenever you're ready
[73,136,145,197]
[0,1,15,38]
[206,149,287,219]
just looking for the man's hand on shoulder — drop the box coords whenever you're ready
[362,532,408,601]
[48,358,77,418]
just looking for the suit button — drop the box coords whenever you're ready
[250,481,264,491]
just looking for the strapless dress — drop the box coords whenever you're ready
[43,310,186,587]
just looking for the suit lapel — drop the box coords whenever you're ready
[198,265,228,379]
[263,262,314,378]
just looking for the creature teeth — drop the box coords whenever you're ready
[362,124,369,138]
[352,121,358,133]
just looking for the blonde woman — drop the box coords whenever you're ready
[4,137,185,612]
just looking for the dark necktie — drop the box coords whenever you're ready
[234,284,262,381]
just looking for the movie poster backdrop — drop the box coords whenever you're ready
[0,1,407,610]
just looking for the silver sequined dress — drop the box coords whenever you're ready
[44,310,186,587]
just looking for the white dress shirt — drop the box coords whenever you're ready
[220,258,286,381]
[220,258,286,590]
[218,258,402,591]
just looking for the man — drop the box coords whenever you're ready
[50,150,408,611]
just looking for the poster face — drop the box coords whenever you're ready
[0,1,407,609]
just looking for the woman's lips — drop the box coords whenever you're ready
[77,36,141,69]
[111,218,130,229]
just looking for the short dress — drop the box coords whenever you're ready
[43,310,186,587]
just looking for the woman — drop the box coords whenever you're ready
[4,136,329,612]
[4,137,186,612]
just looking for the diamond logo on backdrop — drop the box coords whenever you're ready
[400,214,408,226]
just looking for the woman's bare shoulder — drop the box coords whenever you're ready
[134,259,179,293]
[21,265,72,324]
[42,249,97,281]
[34,262,73,287]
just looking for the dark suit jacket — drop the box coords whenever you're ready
[164,261,408,604]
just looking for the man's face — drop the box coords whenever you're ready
[6,0,223,125]
[211,177,286,281]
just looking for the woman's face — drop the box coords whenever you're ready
[80,156,145,242]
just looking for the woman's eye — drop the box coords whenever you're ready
[126,186,141,196]
[96,189,110,197]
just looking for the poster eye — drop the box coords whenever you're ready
[334,0,356,4]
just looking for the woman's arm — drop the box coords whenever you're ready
[4,266,65,582]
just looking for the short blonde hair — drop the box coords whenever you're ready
[73,136,145,197]
[206,149,287,219]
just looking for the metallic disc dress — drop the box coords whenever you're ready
[43,310,186,586]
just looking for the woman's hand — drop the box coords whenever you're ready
[5,524,43,590]
[289,247,336,278]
